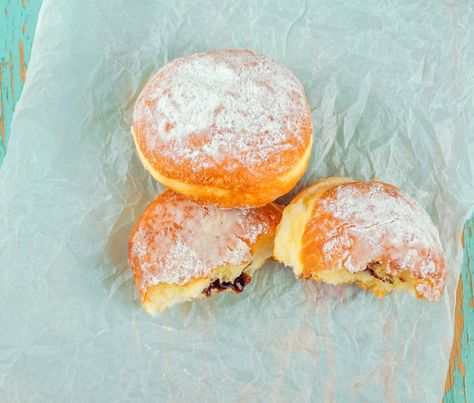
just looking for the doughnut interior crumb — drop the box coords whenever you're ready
[311,261,419,298]
[273,177,421,299]
[142,234,274,314]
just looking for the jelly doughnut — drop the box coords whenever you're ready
[132,49,313,207]
[274,178,447,301]
[128,190,282,313]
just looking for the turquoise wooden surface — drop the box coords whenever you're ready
[1,1,472,401]
[444,221,474,402]
[0,0,41,161]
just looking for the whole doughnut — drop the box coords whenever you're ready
[132,49,313,207]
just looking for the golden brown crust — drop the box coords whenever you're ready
[132,127,312,207]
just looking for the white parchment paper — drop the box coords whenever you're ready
[1,1,473,402]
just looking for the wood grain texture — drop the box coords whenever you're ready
[445,219,474,403]
[1,1,473,401]
[0,0,41,162]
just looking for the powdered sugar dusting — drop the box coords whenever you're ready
[313,182,446,299]
[129,191,280,293]
[133,49,310,173]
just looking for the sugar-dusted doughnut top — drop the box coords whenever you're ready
[132,49,313,189]
[301,182,447,300]
[128,190,281,296]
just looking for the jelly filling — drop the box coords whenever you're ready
[364,262,395,284]
[202,272,251,297]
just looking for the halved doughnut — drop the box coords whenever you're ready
[274,178,447,301]
[128,190,282,313]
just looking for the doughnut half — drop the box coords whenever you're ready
[128,190,282,313]
[274,178,447,301]
[132,49,313,208]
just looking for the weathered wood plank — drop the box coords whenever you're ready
[0,0,41,161]
[445,219,473,402]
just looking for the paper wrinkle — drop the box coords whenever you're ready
[1,0,473,402]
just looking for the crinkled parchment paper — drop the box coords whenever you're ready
[1,1,473,401]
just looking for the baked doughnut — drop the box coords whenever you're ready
[274,178,447,301]
[132,49,313,208]
[128,190,282,313]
